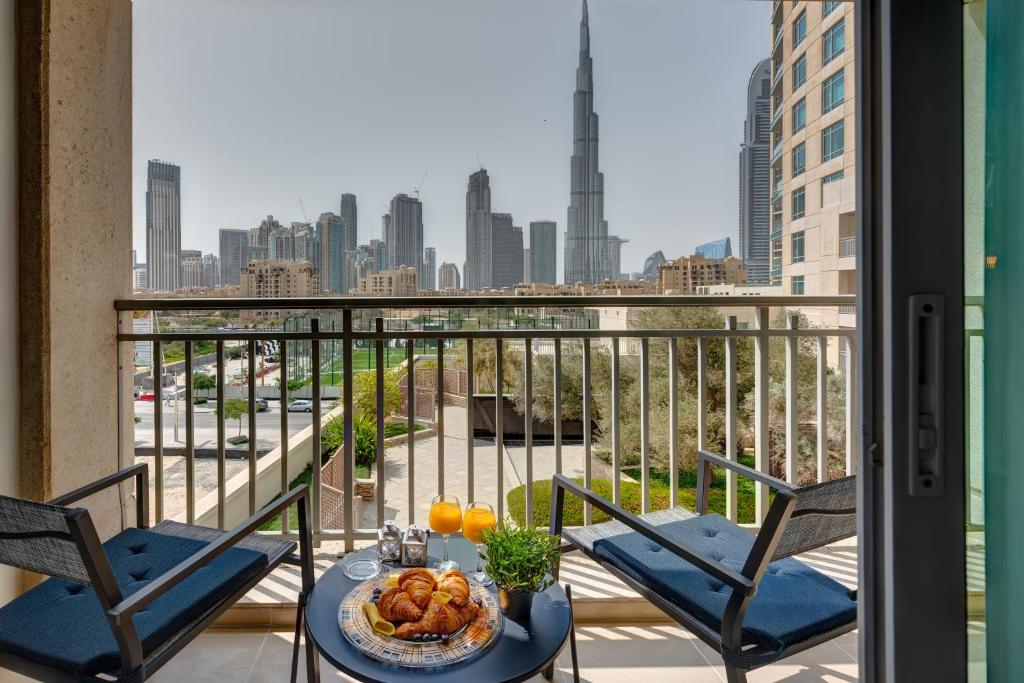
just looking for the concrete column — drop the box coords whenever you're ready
[16,0,132,571]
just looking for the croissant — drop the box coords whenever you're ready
[398,568,437,609]
[377,587,423,623]
[437,569,470,607]
[394,600,480,640]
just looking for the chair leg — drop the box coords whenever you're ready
[724,662,748,683]
[290,593,305,683]
[304,611,321,683]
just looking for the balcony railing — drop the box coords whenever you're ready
[839,236,856,258]
[116,295,857,551]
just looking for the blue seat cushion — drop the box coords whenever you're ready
[592,513,856,652]
[0,524,272,677]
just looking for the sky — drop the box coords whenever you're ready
[132,0,770,278]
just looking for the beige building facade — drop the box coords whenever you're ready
[657,255,747,294]
[241,260,317,298]
[770,0,856,354]
[358,266,418,297]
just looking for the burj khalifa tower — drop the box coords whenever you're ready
[564,0,611,285]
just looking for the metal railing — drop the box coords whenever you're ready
[839,236,857,258]
[116,295,858,549]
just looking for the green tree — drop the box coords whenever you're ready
[221,398,248,436]
[192,372,216,398]
[353,368,402,417]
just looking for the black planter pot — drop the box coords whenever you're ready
[497,587,535,627]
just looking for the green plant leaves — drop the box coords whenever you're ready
[481,524,561,593]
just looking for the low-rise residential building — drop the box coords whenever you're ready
[657,254,747,294]
[240,260,317,299]
[358,266,418,297]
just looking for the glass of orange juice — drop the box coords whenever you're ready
[429,494,462,570]
[463,502,497,586]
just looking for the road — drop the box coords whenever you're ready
[132,399,335,452]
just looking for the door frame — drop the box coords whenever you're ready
[858,0,967,680]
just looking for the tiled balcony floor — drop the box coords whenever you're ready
[129,623,858,683]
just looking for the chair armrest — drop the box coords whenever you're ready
[549,474,755,596]
[697,450,794,492]
[49,464,149,528]
[106,485,310,625]
[695,450,795,514]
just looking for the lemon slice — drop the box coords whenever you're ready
[384,575,400,588]
[363,602,396,636]
[432,591,453,605]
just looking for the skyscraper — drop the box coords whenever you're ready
[202,253,221,289]
[387,193,424,277]
[318,212,346,294]
[438,262,461,291]
[564,0,611,285]
[529,220,557,285]
[695,237,733,260]
[219,228,249,286]
[464,169,492,291]
[642,250,666,280]
[339,194,358,251]
[422,247,437,290]
[340,194,358,291]
[491,214,524,289]
[180,250,203,289]
[738,58,772,283]
[608,235,628,279]
[145,160,181,291]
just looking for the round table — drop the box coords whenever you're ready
[305,534,572,683]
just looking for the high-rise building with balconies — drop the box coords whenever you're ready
[145,160,181,291]
[738,58,772,284]
[769,0,856,345]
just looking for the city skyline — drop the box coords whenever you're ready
[132,0,769,278]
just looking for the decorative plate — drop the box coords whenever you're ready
[338,571,503,669]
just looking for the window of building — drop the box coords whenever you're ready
[792,97,807,132]
[822,120,845,161]
[792,275,805,295]
[793,11,807,48]
[793,54,807,89]
[822,169,844,185]
[792,186,806,219]
[822,69,845,113]
[823,0,842,17]
[792,231,805,263]
[823,19,846,65]
[792,142,806,177]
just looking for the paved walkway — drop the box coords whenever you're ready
[376,405,611,528]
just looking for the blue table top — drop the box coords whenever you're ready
[305,534,572,683]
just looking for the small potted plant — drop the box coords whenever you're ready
[481,523,561,626]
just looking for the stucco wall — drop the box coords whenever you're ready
[17,0,133,555]
[45,0,133,537]
[1,0,19,605]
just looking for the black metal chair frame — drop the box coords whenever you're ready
[550,450,856,683]
[0,463,320,683]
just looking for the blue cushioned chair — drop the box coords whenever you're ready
[0,463,320,683]
[550,450,857,683]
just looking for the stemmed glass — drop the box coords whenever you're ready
[463,502,497,586]
[429,494,462,571]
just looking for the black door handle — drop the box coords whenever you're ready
[908,295,944,497]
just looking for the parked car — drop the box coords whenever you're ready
[288,399,313,413]
[254,398,269,412]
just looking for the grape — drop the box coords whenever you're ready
[413,634,423,642]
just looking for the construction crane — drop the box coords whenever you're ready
[413,171,429,200]
[476,153,484,170]
[298,198,311,225]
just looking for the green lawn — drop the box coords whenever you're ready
[507,454,765,527]
[319,349,407,385]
